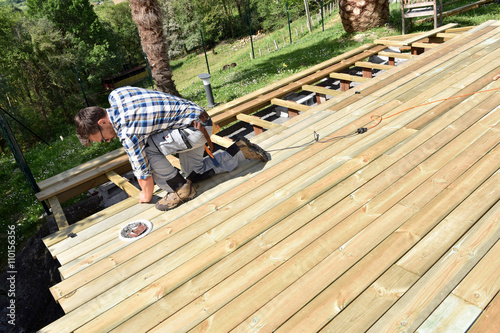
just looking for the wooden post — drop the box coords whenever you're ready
[362,67,373,78]
[340,79,350,91]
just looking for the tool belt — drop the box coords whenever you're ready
[190,111,214,153]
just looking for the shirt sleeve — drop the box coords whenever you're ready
[120,134,151,180]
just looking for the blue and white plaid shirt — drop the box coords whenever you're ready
[106,86,204,179]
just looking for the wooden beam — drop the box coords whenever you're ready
[210,134,234,148]
[37,148,126,191]
[271,98,311,118]
[377,51,415,60]
[375,23,458,46]
[105,171,140,197]
[302,84,342,104]
[301,84,342,96]
[329,72,370,83]
[411,42,440,49]
[47,196,69,230]
[355,61,394,71]
[435,32,461,39]
[236,114,284,135]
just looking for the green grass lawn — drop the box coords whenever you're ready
[1,1,498,269]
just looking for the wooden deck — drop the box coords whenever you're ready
[40,21,500,332]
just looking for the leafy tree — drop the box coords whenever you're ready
[26,0,120,87]
[172,0,202,53]
[94,1,144,67]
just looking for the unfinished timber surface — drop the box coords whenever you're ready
[40,21,500,332]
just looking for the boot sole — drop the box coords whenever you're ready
[238,136,269,162]
[155,188,196,211]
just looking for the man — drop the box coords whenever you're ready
[75,86,268,211]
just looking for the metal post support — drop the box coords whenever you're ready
[143,52,155,89]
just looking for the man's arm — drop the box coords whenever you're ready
[138,176,154,203]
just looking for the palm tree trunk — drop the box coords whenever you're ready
[339,0,389,33]
[129,0,181,96]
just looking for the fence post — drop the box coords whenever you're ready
[143,53,155,89]
[248,14,255,59]
[200,29,211,74]
[286,2,292,44]
[74,67,89,107]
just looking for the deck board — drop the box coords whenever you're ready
[40,21,500,333]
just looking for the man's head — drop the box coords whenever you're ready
[75,106,116,146]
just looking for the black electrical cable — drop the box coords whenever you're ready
[265,127,368,152]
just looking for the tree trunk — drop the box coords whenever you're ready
[339,0,389,33]
[129,0,181,96]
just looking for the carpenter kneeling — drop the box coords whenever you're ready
[75,86,268,211]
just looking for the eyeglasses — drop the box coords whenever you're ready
[98,125,111,143]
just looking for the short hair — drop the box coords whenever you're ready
[75,106,107,146]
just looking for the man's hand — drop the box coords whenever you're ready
[138,176,154,203]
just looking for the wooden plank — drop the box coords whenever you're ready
[105,171,140,197]
[236,114,284,130]
[253,115,500,333]
[368,198,500,333]
[321,152,500,333]
[411,42,441,49]
[402,23,459,46]
[374,23,459,46]
[301,84,342,96]
[355,61,394,70]
[329,72,371,83]
[436,32,462,39]
[35,153,131,202]
[378,51,415,60]
[452,239,500,309]
[47,196,69,230]
[270,98,312,112]
[468,291,500,333]
[210,134,234,148]
[417,294,483,333]
[37,148,126,190]
[417,240,500,332]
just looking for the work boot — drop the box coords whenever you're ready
[155,180,196,211]
[235,137,269,162]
